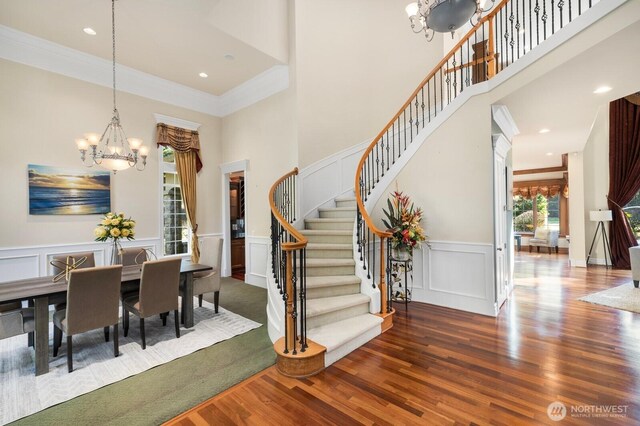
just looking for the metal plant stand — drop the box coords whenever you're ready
[390,257,412,311]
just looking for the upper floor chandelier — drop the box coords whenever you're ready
[75,0,148,173]
[405,0,495,42]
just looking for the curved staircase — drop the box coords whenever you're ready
[301,196,383,367]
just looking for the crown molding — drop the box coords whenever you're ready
[0,25,288,118]
[491,104,520,142]
[153,113,201,131]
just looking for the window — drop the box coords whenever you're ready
[512,193,562,233]
[162,147,190,255]
[625,190,640,238]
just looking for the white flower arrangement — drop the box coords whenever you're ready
[94,212,136,242]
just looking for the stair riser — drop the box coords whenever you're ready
[336,200,356,208]
[319,210,356,219]
[306,249,353,259]
[304,265,355,276]
[305,221,353,231]
[307,284,361,299]
[303,234,352,244]
[307,303,370,330]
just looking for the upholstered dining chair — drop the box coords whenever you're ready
[52,265,122,373]
[180,238,223,321]
[119,247,148,299]
[122,258,182,349]
[49,252,96,307]
[0,302,34,343]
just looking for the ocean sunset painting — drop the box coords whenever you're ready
[28,165,111,215]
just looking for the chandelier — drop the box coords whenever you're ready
[405,0,495,41]
[75,0,147,173]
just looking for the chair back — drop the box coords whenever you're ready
[121,248,148,266]
[139,258,182,317]
[0,302,28,339]
[51,252,96,276]
[202,237,223,273]
[65,265,122,335]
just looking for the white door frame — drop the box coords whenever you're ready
[219,159,249,277]
[493,134,512,310]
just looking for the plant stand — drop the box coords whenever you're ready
[390,257,412,311]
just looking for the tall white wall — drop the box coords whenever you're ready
[582,104,611,264]
[568,152,587,267]
[294,0,444,168]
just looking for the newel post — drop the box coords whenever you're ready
[379,237,388,314]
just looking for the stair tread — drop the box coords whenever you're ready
[301,230,352,235]
[335,195,356,201]
[306,275,361,288]
[307,314,382,352]
[305,218,353,222]
[306,243,352,250]
[305,258,355,267]
[318,207,356,212]
[306,294,370,317]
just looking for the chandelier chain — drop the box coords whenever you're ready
[112,0,117,113]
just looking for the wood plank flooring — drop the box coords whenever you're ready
[166,253,640,425]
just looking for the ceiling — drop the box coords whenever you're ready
[0,0,282,95]
[500,19,640,172]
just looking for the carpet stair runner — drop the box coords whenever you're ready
[300,195,383,367]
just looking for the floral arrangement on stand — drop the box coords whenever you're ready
[94,212,136,264]
[382,191,427,260]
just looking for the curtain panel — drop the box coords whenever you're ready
[156,123,201,263]
[607,98,640,269]
[512,184,568,199]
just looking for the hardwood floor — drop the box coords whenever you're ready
[167,253,640,425]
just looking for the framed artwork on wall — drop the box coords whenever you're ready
[28,164,111,215]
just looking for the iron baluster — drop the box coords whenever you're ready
[292,249,297,355]
[551,0,555,35]
[420,87,425,130]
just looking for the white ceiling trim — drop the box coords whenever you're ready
[491,105,520,142]
[153,113,201,131]
[0,25,288,118]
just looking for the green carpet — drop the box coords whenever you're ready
[12,278,275,425]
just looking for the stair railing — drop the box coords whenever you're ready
[355,0,600,314]
[269,167,308,355]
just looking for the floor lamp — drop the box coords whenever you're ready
[586,210,613,268]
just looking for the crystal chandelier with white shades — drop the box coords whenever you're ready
[405,0,495,41]
[75,0,148,173]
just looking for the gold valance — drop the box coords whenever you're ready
[156,123,203,172]
[513,184,568,199]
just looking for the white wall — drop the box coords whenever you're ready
[0,59,223,277]
[294,0,444,168]
[582,104,611,264]
[568,152,587,267]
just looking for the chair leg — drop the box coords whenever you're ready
[123,307,129,337]
[140,318,146,350]
[181,297,186,324]
[53,325,62,357]
[67,335,73,373]
[28,331,34,348]
[214,291,220,314]
[113,323,119,357]
[634,280,639,288]
[162,312,167,327]
[556,246,559,254]
[529,245,532,253]
[198,294,203,308]
[174,310,180,338]
[104,326,110,342]
[537,246,540,253]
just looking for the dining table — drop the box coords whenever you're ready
[0,260,212,376]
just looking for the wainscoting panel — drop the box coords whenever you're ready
[245,236,269,288]
[0,254,40,281]
[410,241,497,317]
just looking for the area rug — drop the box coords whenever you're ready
[579,283,640,313]
[0,301,261,425]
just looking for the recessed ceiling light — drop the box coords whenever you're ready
[546,152,553,156]
[539,128,550,134]
[593,86,612,94]
[224,54,235,61]
[199,72,208,78]
[83,27,97,35]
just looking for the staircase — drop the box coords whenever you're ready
[301,195,383,367]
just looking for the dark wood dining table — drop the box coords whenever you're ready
[0,260,212,376]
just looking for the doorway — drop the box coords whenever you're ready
[229,172,245,281]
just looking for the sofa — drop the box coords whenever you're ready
[529,228,559,254]
[630,246,640,288]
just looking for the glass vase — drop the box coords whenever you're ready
[110,239,122,265]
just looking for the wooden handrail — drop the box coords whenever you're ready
[354,0,512,239]
[268,167,307,251]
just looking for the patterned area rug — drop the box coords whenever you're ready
[0,301,261,425]
[579,283,640,313]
